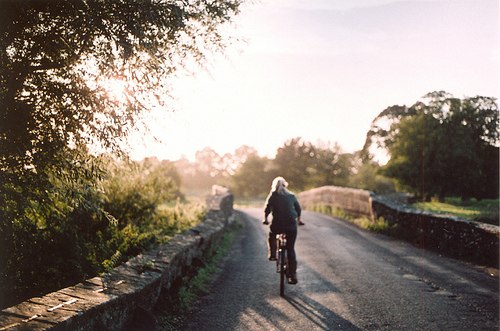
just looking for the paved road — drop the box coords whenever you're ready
[182,208,499,330]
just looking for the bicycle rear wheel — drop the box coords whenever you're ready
[279,249,286,297]
[275,238,280,273]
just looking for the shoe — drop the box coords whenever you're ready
[298,221,305,226]
[288,277,298,284]
[269,256,277,261]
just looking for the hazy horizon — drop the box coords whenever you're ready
[126,0,499,162]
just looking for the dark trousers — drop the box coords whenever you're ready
[268,230,297,274]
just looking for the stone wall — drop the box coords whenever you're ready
[298,186,374,219]
[0,192,234,331]
[299,186,499,268]
[371,196,499,268]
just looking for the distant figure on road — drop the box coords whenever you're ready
[262,176,304,284]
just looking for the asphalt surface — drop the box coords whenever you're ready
[181,208,499,330]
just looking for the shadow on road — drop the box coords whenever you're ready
[285,293,362,330]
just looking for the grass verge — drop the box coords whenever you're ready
[307,203,396,234]
[412,198,499,225]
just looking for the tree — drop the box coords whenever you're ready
[221,145,258,176]
[273,138,317,191]
[361,104,418,163]
[269,137,353,192]
[175,146,255,193]
[307,143,354,188]
[231,154,273,198]
[438,95,499,199]
[0,0,241,197]
[383,111,443,199]
[373,92,499,200]
[348,160,396,194]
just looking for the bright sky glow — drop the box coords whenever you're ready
[127,0,499,161]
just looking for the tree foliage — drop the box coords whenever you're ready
[0,0,241,308]
[273,138,316,191]
[230,138,364,197]
[273,138,355,191]
[348,160,395,194]
[0,0,240,185]
[0,155,187,309]
[103,157,183,227]
[231,154,274,197]
[363,91,499,200]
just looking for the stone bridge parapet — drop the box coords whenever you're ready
[0,190,234,330]
[299,185,499,268]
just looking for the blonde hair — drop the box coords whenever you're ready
[271,176,289,194]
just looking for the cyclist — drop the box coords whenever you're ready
[262,176,303,284]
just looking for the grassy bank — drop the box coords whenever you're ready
[307,204,395,234]
[412,198,499,226]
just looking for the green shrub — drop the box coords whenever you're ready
[307,204,396,233]
[0,164,114,308]
[0,157,202,310]
[102,159,183,227]
[309,204,349,220]
[364,217,396,233]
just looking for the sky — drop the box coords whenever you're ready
[127,0,499,161]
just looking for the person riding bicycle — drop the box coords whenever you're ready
[262,176,304,284]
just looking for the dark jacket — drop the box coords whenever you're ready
[264,191,301,233]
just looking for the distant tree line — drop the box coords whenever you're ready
[178,92,498,203]
[173,139,396,198]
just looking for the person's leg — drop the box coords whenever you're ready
[268,231,277,260]
[286,231,298,283]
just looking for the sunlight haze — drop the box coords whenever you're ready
[127,0,499,161]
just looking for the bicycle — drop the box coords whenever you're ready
[275,233,288,297]
[263,218,304,296]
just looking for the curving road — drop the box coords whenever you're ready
[181,208,499,330]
